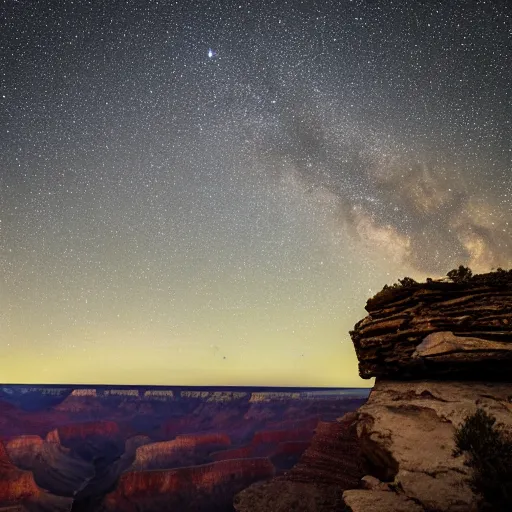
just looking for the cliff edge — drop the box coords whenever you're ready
[233,268,512,511]
[344,268,512,512]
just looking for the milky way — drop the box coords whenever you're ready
[1,0,511,386]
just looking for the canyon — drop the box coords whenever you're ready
[4,269,508,511]
[0,386,367,511]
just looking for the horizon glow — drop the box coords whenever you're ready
[1,0,510,386]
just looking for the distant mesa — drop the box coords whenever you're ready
[0,387,73,411]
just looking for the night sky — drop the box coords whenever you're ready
[1,0,511,386]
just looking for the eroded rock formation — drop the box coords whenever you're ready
[233,270,512,511]
[233,414,364,511]
[0,441,73,511]
[130,432,231,470]
[102,458,276,511]
[351,271,512,379]
[342,380,512,511]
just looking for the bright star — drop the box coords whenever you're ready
[208,48,217,58]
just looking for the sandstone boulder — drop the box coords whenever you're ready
[343,379,512,511]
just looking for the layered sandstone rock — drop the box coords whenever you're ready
[102,458,275,511]
[5,435,95,497]
[233,414,364,512]
[52,421,121,442]
[0,442,40,501]
[0,441,72,510]
[351,271,512,379]
[5,436,43,469]
[130,432,231,470]
[212,440,311,463]
[342,270,512,512]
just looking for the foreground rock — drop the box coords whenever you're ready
[342,379,512,511]
[233,414,363,512]
[351,270,512,379]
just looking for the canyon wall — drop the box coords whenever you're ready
[233,413,364,511]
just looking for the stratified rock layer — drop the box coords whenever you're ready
[0,441,72,511]
[233,414,364,512]
[342,379,512,512]
[351,273,512,379]
[102,458,275,511]
[130,432,231,470]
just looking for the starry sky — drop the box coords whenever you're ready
[1,0,511,387]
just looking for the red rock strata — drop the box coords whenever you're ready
[175,432,231,447]
[5,436,44,468]
[45,420,122,447]
[285,416,363,487]
[212,440,311,462]
[0,441,40,501]
[103,458,275,510]
[131,432,231,470]
[274,440,312,456]
[251,428,314,445]
[233,414,364,512]
[55,420,120,441]
[211,445,253,461]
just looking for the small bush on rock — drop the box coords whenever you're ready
[453,408,512,511]
[447,265,473,283]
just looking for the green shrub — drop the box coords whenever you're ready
[453,408,512,511]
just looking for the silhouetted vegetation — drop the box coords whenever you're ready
[453,408,512,512]
[397,277,417,287]
[379,277,418,293]
[447,265,473,283]
[367,267,511,310]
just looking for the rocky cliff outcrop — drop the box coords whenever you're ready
[232,270,512,511]
[5,435,95,497]
[0,441,40,501]
[342,270,512,512]
[342,380,512,512]
[233,414,364,511]
[351,270,512,379]
[5,436,44,469]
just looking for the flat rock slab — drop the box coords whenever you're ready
[343,489,424,512]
